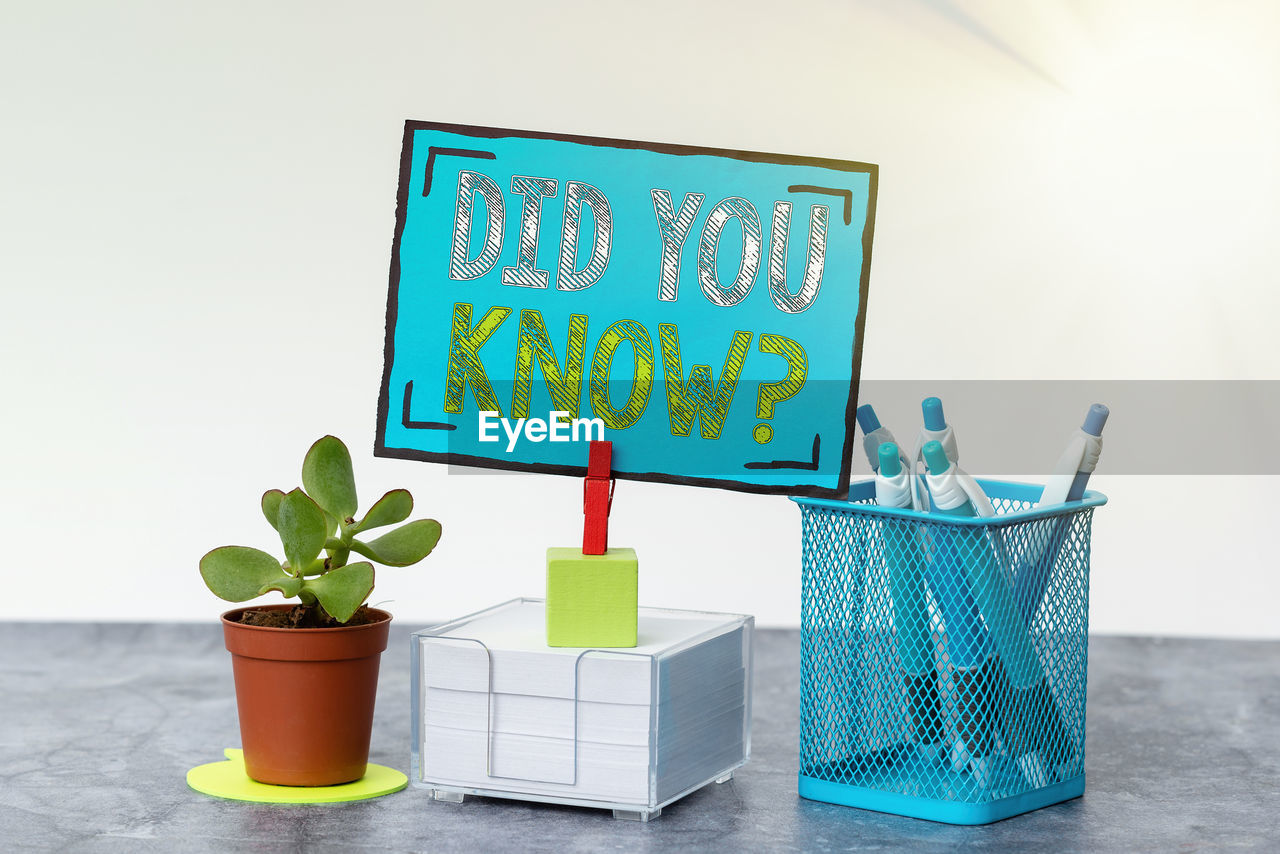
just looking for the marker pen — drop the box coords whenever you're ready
[874,443,943,762]
[1039,403,1108,507]
[924,441,1073,785]
[1015,404,1109,624]
[920,397,959,463]
[903,401,999,781]
[857,404,922,510]
[858,404,896,471]
[912,397,959,512]
[1067,403,1108,500]
[915,441,996,787]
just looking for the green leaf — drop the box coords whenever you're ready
[200,546,288,602]
[355,489,413,533]
[258,576,304,598]
[350,519,441,567]
[261,489,285,531]
[303,562,374,623]
[301,436,357,520]
[277,488,328,575]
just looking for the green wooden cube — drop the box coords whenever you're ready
[545,547,638,648]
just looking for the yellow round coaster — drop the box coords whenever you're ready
[187,748,408,804]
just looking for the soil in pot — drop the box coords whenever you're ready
[236,604,383,629]
[222,604,391,787]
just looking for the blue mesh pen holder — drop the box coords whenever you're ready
[793,479,1106,825]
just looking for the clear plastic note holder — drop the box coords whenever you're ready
[411,598,753,821]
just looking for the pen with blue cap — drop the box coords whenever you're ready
[874,397,1001,783]
[923,441,1075,785]
[872,441,944,763]
[858,404,922,509]
[911,443,997,786]
[913,397,957,511]
[1015,404,1109,624]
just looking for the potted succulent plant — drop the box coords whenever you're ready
[200,435,440,786]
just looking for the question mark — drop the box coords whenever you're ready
[753,334,807,444]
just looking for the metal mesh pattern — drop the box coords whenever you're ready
[798,484,1093,805]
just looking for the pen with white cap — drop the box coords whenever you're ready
[857,404,921,509]
[1015,404,1109,624]
[873,441,944,763]
[923,441,1074,785]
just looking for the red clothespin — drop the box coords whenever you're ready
[582,440,614,555]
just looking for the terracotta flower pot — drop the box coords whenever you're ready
[221,605,391,786]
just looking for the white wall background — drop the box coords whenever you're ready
[1,1,1276,637]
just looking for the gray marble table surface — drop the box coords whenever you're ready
[1,623,1276,852]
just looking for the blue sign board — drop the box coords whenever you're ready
[376,121,876,497]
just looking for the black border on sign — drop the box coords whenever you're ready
[374,120,877,500]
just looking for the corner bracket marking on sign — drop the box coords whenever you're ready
[787,184,854,226]
[423,147,498,197]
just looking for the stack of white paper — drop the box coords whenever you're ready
[413,599,752,811]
